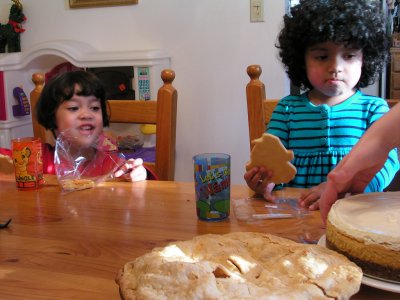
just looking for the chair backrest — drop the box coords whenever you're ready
[108,69,177,180]
[246,65,279,151]
[30,73,47,143]
[30,69,177,181]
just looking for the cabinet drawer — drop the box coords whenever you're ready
[392,53,400,72]
[391,89,400,99]
[392,73,400,90]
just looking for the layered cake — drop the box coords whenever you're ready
[326,192,400,282]
[116,232,362,300]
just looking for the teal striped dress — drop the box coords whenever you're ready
[267,90,399,192]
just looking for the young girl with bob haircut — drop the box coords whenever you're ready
[30,70,152,181]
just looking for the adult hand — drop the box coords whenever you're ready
[320,102,400,223]
[319,148,384,223]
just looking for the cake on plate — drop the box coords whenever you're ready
[326,192,400,282]
[116,232,361,300]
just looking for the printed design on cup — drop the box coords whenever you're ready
[13,146,32,179]
[12,138,44,189]
[194,154,230,221]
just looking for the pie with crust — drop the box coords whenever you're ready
[116,232,362,300]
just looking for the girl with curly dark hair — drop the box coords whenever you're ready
[244,0,399,210]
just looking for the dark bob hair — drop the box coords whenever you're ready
[276,0,389,90]
[36,70,109,131]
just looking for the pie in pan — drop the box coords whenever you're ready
[116,232,362,300]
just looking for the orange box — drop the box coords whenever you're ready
[11,137,44,190]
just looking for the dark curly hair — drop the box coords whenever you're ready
[36,70,109,133]
[276,0,389,90]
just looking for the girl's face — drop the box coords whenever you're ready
[55,86,104,148]
[305,41,363,105]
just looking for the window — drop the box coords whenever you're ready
[287,0,300,14]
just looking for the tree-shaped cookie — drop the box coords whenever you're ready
[246,133,296,184]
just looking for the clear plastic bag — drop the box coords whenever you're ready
[232,196,323,244]
[54,130,125,192]
[232,196,309,223]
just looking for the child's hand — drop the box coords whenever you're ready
[298,182,327,210]
[244,166,276,201]
[114,158,147,182]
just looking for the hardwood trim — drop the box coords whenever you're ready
[69,0,138,8]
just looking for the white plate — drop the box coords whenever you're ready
[318,235,400,294]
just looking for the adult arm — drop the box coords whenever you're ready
[320,102,400,223]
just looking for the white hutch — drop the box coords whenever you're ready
[0,40,170,148]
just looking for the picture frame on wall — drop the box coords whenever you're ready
[69,0,138,8]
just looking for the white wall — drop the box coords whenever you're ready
[0,0,288,184]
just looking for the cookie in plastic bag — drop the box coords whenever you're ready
[55,130,125,192]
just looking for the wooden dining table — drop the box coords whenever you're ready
[0,174,398,299]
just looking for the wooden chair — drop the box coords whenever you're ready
[30,73,47,143]
[246,64,279,151]
[30,69,177,181]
